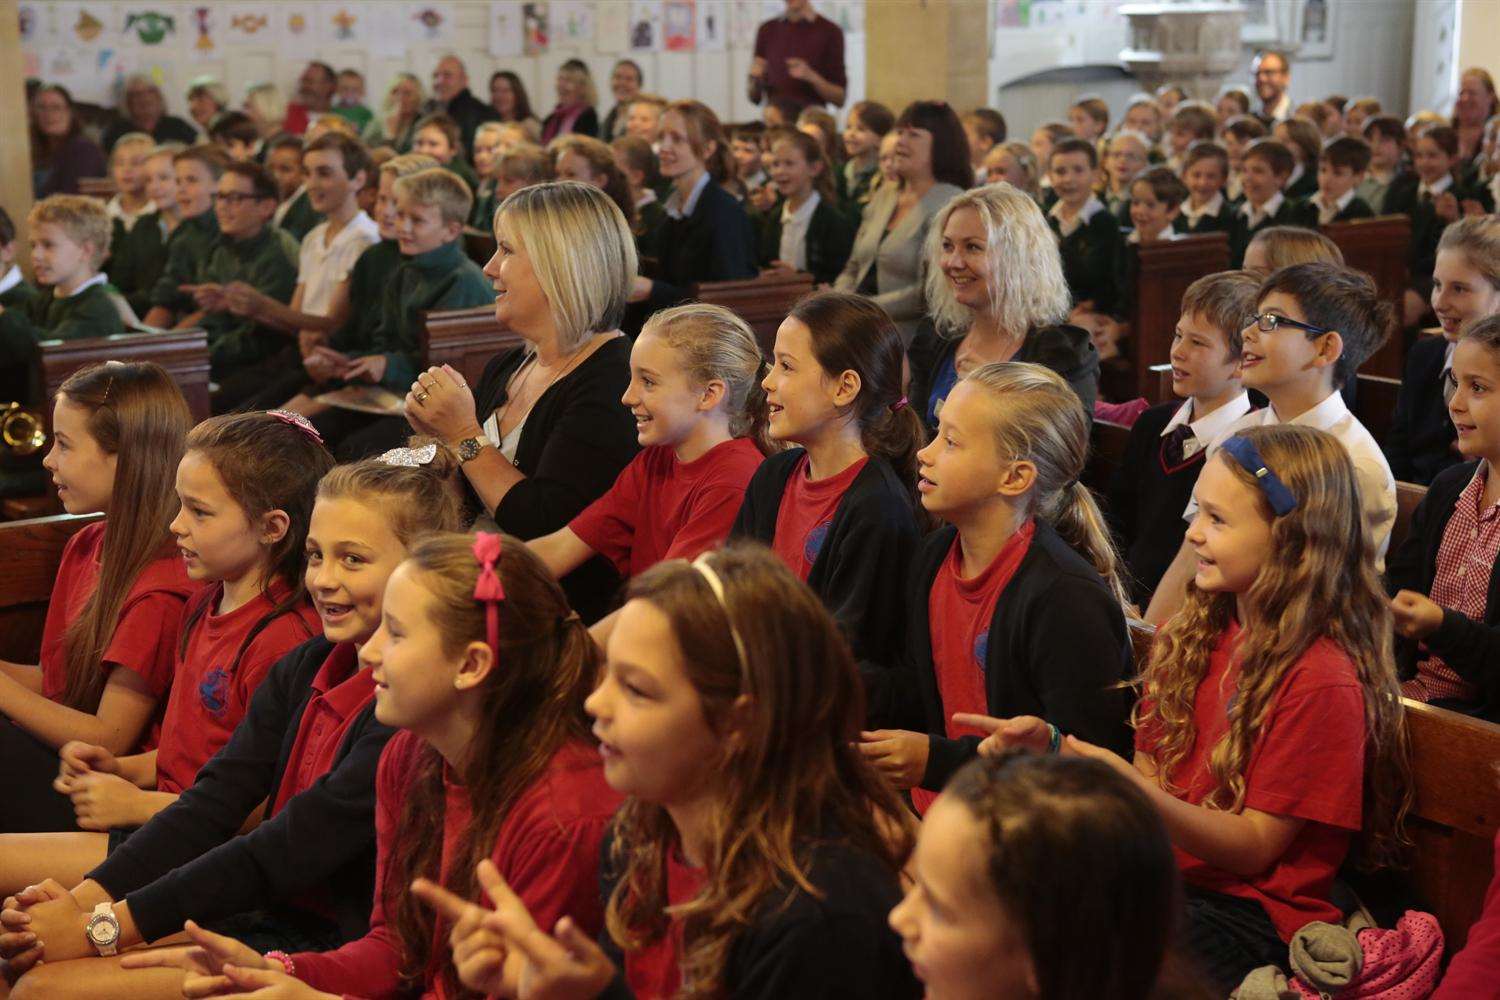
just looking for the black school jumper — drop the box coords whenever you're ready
[87,637,395,945]
[1385,334,1462,485]
[640,181,758,311]
[594,828,921,1000]
[470,337,639,623]
[1385,460,1500,721]
[730,450,920,725]
[897,521,1136,793]
[1228,197,1318,267]
[1049,208,1123,315]
[755,195,858,286]
[1178,198,1236,235]
[1107,401,1209,605]
[1386,177,1497,297]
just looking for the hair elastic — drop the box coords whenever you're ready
[266,409,325,445]
[472,532,505,657]
[690,553,748,671]
[1219,435,1298,516]
[890,396,909,413]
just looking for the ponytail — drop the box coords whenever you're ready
[965,362,1135,615]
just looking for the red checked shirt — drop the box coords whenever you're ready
[1403,463,1500,704]
[270,643,375,817]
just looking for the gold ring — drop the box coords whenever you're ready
[416,391,430,403]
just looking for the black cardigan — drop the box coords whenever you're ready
[596,829,920,1000]
[756,196,857,286]
[731,450,920,716]
[898,521,1136,792]
[907,318,1101,432]
[1049,209,1123,315]
[1385,334,1462,485]
[471,337,639,622]
[88,637,395,944]
[1385,460,1500,721]
[643,181,758,309]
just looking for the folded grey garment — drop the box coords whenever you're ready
[1230,965,1297,1000]
[1289,920,1362,991]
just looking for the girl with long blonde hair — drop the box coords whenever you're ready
[967,423,1410,995]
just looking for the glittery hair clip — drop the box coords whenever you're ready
[266,409,324,445]
[376,442,438,467]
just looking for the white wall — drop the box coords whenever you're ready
[20,0,866,128]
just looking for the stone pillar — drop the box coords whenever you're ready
[0,0,34,270]
[1119,2,1245,98]
[866,0,989,113]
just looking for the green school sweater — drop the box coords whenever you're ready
[470,180,499,230]
[0,280,124,344]
[108,211,171,315]
[329,239,403,355]
[278,190,324,244]
[198,227,300,376]
[149,210,220,314]
[0,276,46,404]
[443,159,480,197]
[357,240,494,392]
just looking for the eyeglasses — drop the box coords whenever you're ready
[1252,312,1332,336]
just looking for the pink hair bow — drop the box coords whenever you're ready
[472,532,505,655]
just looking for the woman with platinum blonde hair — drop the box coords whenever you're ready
[908,183,1100,431]
[404,180,640,622]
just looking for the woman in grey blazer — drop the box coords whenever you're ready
[835,101,973,342]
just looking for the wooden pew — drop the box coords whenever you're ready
[691,271,815,356]
[0,513,104,663]
[1392,480,1427,554]
[1322,216,1412,379]
[1083,419,1131,496]
[1354,372,1402,448]
[1401,699,1500,951]
[1131,233,1231,401]
[420,305,526,388]
[40,328,212,422]
[462,228,497,270]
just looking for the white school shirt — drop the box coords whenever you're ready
[1313,188,1356,225]
[1180,192,1225,228]
[297,212,381,318]
[0,266,21,298]
[1193,391,1397,569]
[104,196,156,235]
[1238,191,1285,230]
[274,185,308,228]
[664,172,711,220]
[1418,174,1454,200]
[778,191,820,272]
[1048,195,1105,238]
[1160,392,1253,461]
[60,273,108,299]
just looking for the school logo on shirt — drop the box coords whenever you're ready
[198,667,230,717]
[973,630,990,673]
[804,520,833,564]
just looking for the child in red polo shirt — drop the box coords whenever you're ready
[733,292,923,690]
[432,546,919,1000]
[0,411,333,895]
[530,303,769,641]
[858,363,1136,813]
[129,532,621,1000]
[0,362,195,836]
[968,425,1410,995]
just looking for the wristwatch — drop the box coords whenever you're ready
[86,902,121,957]
[455,436,486,463]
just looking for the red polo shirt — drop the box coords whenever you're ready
[771,453,866,581]
[155,582,321,795]
[270,642,374,817]
[291,733,622,999]
[1135,623,1366,940]
[38,521,196,749]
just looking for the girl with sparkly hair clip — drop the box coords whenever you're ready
[127,531,620,1000]
[964,424,1411,995]
[434,544,919,999]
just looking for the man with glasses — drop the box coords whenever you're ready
[1252,50,1294,126]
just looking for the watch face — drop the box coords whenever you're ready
[89,917,119,946]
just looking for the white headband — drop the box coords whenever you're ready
[691,553,747,670]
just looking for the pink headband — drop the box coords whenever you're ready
[472,532,505,656]
[267,409,325,445]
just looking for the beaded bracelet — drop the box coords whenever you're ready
[265,950,296,976]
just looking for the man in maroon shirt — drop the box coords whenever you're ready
[748,0,847,113]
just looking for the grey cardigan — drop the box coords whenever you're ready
[834,181,965,342]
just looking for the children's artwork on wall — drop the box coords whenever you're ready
[629,1,661,52]
[121,7,180,47]
[664,0,695,51]
[223,5,274,45]
[595,0,627,52]
[552,0,594,51]
[18,2,47,44]
[187,4,216,57]
[522,1,550,55]
[1293,0,1334,59]
[54,3,110,46]
[322,4,364,44]
[489,1,524,56]
[409,3,456,44]
[730,0,759,48]
[696,0,726,51]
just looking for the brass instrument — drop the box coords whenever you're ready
[0,403,46,457]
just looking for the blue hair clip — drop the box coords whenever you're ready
[1219,436,1298,516]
